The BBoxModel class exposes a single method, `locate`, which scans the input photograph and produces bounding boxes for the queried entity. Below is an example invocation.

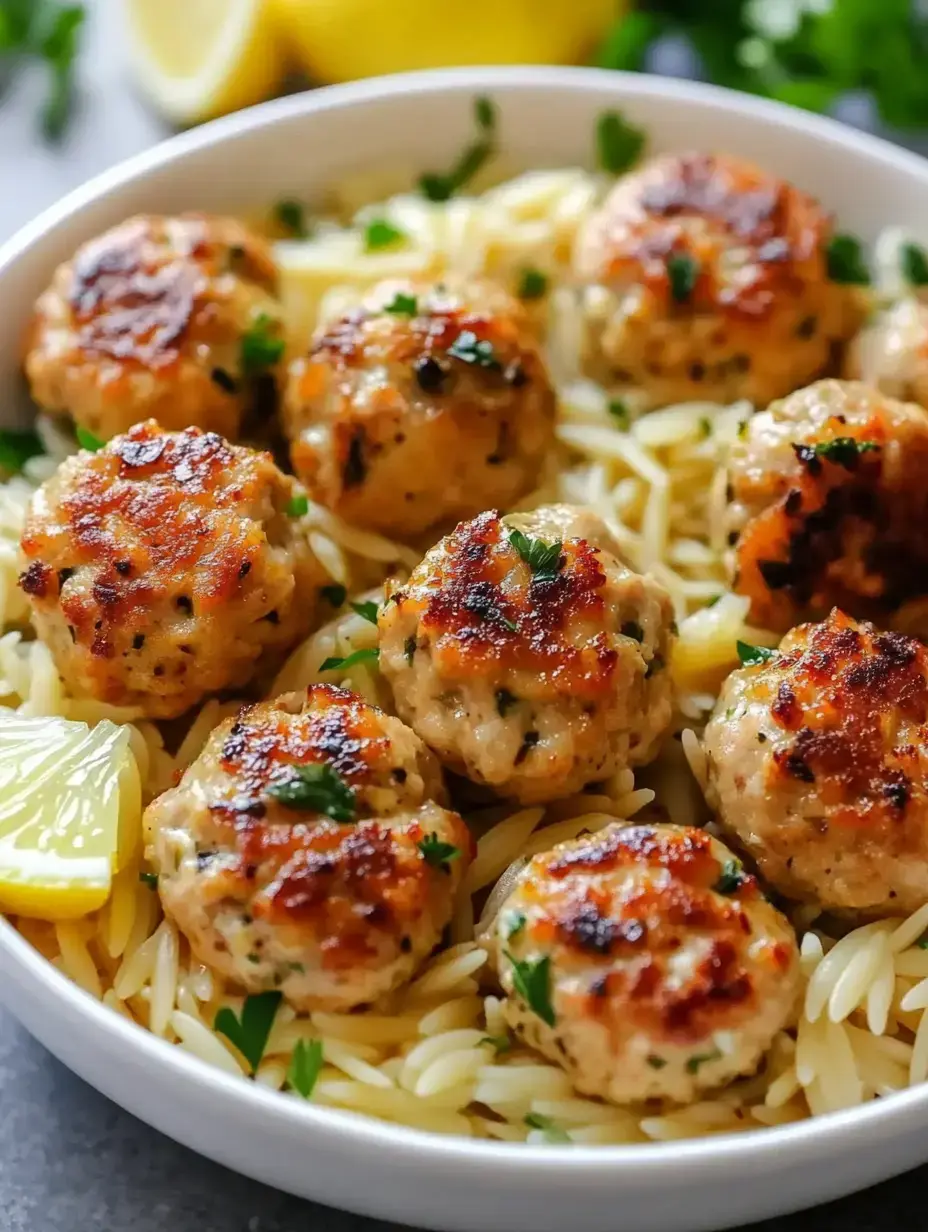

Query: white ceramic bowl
[3,67,928,1232]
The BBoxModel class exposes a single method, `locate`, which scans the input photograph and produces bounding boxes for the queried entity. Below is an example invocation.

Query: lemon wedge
[124,0,286,126]
[0,714,141,920]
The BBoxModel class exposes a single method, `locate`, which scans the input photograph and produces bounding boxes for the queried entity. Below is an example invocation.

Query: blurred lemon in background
[126,0,621,125]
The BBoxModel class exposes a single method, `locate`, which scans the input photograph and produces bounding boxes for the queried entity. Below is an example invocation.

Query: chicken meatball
[147,685,472,1010]
[726,379,928,632]
[573,153,861,408]
[282,278,556,538]
[845,297,928,410]
[704,609,928,916]
[19,421,319,719]
[378,505,675,803]
[480,822,799,1106]
[25,214,282,442]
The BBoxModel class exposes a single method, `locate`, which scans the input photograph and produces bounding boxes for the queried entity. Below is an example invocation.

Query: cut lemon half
[0,714,141,920]
[124,0,286,126]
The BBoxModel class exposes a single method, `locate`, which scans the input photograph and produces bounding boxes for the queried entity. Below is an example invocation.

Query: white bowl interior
[3,67,928,1232]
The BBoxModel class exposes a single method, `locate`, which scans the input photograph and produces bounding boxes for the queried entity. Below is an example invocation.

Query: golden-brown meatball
[480,822,799,1106]
[25,215,283,442]
[147,685,472,1010]
[574,153,861,408]
[704,609,928,916]
[378,505,675,803]
[282,278,556,539]
[726,379,928,633]
[19,421,319,719]
[845,297,928,410]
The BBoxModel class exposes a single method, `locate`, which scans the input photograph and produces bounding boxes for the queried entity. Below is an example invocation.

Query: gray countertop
[0,4,924,1229]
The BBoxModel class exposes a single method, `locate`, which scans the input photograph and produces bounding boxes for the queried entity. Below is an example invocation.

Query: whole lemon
[272,0,620,83]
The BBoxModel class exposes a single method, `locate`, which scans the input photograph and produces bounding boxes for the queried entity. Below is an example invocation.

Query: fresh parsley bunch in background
[601,0,928,128]
[0,0,85,139]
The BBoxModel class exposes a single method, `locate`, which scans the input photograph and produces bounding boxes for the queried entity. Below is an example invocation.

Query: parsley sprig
[524,1112,571,1143]
[0,428,44,475]
[902,242,928,288]
[364,218,406,252]
[214,991,282,1075]
[286,494,309,518]
[417,833,461,872]
[505,952,555,1027]
[287,1038,324,1099]
[384,291,418,316]
[596,109,646,174]
[76,425,104,452]
[350,600,380,625]
[713,858,746,895]
[812,437,879,468]
[419,95,497,202]
[1,3,86,141]
[736,641,776,667]
[319,647,380,674]
[507,529,564,584]
[267,762,356,822]
[241,314,285,375]
[274,199,310,239]
[826,234,870,285]
[447,330,501,370]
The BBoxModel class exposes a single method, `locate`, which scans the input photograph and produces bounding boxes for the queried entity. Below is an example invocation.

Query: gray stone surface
[0,2,924,1228]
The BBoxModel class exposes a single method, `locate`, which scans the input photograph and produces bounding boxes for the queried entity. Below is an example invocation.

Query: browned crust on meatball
[387,510,621,700]
[517,825,790,1044]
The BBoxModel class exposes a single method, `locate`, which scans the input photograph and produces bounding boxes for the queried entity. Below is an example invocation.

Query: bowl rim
[4,63,928,1178]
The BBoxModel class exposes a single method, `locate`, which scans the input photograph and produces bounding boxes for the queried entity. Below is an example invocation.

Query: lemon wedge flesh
[0,714,141,920]
[125,0,285,125]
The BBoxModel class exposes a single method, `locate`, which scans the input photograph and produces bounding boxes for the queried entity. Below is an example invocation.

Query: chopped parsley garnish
[417,832,461,872]
[646,1054,667,1070]
[320,584,347,607]
[517,268,548,300]
[608,399,630,429]
[714,858,746,895]
[274,199,310,238]
[364,218,406,252]
[503,911,526,939]
[812,437,879,468]
[286,494,309,518]
[524,1112,570,1143]
[138,871,158,889]
[0,428,44,474]
[901,241,928,287]
[621,621,644,642]
[505,952,555,1026]
[214,991,282,1074]
[480,1034,511,1054]
[685,1048,722,1075]
[706,594,722,608]
[267,762,356,822]
[241,314,285,375]
[287,1038,324,1099]
[38,3,86,141]
[736,640,776,667]
[495,688,518,717]
[917,930,928,951]
[595,109,645,174]
[507,528,563,584]
[404,636,416,666]
[826,234,870,285]
[384,291,418,316]
[319,647,380,673]
[350,600,380,625]
[419,95,497,202]
[447,330,501,370]
[666,253,700,303]
[76,425,104,452]
[737,419,748,439]
[699,417,712,439]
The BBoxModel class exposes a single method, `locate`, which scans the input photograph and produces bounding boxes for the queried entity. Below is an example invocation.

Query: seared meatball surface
[704,609,928,916]
[19,421,319,719]
[378,505,675,803]
[147,685,471,1010]
[282,278,556,538]
[574,153,860,408]
[726,379,928,632]
[481,822,799,1106]
[845,298,928,410]
[25,214,282,442]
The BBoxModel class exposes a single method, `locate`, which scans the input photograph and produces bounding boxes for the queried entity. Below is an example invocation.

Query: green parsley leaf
[706,595,722,608]
[917,930,928,951]
[38,4,86,142]
[319,584,347,608]
[505,951,555,1026]
[287,1038,324,1099]
[826,234,870,285]
[384,292,418,316]
[76,425,104,452]
[267,762,356,822]
[517,268,548,300]
[524,1112,570,1143]
[596,109,646,174]
[418,95,498,202]
[812,437,880,468]
[0,428,44,475]
[737,640,776,667]
[699,417,712,439]
[503,911,526,940]
[608,399,629,429]
[646,1054,667,1070]
[507,528,564,584]
[686,1048,722,1075]
[214,991,282,1074]
[667,253,700,303]
[319,647,380,673]
[621,621,644,643]
[480,1034,511,1054]
[350,600,380,625]
[902,241,928,287]
[138,871,158,889]
[275,199,309,238]
[364,218,406,252]
[417,832,461,872]
[241,313,285,375]
[447,329,501,370]
[286,494,309,518]
[713,858,746,895]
